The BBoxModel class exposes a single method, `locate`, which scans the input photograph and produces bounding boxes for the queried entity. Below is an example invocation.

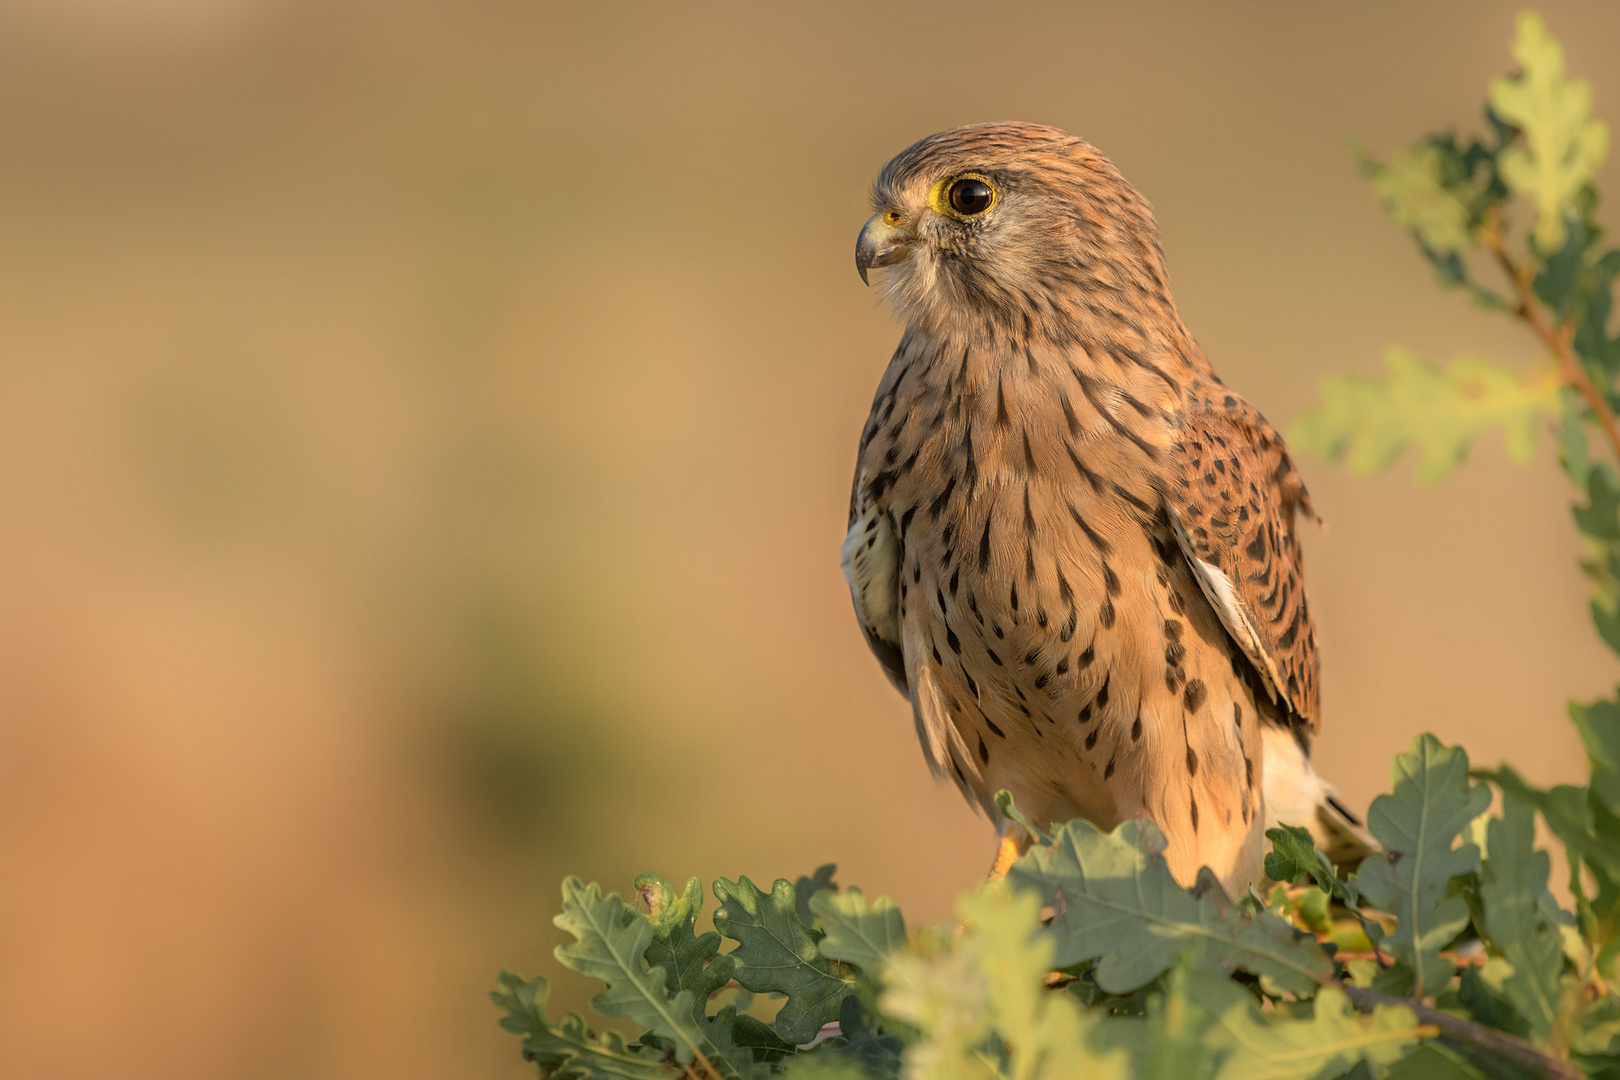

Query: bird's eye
[947,177,995,216]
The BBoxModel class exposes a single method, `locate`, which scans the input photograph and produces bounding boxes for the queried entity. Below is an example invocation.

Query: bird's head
[857,122,1180,348]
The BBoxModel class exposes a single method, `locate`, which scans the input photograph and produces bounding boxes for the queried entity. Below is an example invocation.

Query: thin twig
[1480,214,1620,463]
[1341,983,1581,1080]
[685,1045,722,1080]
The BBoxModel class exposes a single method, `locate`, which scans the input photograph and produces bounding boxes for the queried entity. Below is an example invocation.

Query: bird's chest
[868,346,1185,696]
[885,461,1110,725]
[868,387,1165,724]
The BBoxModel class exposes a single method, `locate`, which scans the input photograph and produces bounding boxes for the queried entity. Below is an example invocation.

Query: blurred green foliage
[492,11,1620,1079]
[1489,12,1610,252]
[438,617,612,846]
[1289,348,1558,484]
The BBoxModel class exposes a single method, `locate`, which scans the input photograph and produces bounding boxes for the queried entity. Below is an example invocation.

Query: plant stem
[1480,219,1620,463]
[685,1046,722,1080]
[1340,984,1581,1080]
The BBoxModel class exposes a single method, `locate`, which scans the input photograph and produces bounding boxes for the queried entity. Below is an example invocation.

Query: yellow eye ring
[929,173,998,219]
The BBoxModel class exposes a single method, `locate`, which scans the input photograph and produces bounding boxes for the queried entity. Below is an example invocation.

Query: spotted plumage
[842,123,1366,894]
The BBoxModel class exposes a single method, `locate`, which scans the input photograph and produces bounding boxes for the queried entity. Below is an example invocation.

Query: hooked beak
[855,214,917,285]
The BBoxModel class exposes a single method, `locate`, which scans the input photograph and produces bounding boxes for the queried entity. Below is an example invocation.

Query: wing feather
[844,468,983,803]
[843,470,907,694]
[1165,397,1320,727]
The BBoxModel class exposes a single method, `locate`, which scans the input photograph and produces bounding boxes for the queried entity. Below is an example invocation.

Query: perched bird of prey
[842,122,1366,895]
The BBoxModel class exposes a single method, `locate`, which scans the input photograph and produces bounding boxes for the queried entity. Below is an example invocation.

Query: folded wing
[1164,396,1320,728]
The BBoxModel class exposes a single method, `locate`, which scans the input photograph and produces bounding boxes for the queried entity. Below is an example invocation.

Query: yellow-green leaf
[879,940,992,1080]
[811,886,907,974]
[1191,974,1427,1080]
[1488,10,1610,250]
[1367,144,1481,254]
[957,884,1053,1080]
[1289,348,1560,485]
[1032,996,1132,1080]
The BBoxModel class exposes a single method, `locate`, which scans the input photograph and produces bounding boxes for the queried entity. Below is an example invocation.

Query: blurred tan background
[0,0,1616,1076]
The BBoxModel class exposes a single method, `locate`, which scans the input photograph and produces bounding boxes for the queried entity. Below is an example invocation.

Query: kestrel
[842,122,1366,894]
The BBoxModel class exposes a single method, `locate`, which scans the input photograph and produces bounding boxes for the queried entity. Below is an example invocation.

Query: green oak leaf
[1574,993,1620,1056]
[1574,695,1620,810]
[1266,824,1361,908]
[827,995,904,1079]
[1593,591,1620,659]
[1367,143,1483,254]
[1289,348,1560,485]
[1008,819,1333,994]
[1384,1044,1484,1080]
[1476,766,1620,891]
[552,878,714,1066]
[1479,799,1569,1041]
[1031,996,1132,1080]
[1455,960,1531,1040]
[713,875,852,1044]
[1355,735,1491,998]
[640,1006,774,1079]
[778,1058,877,1080]
[1531,211,1613,325]
[880,887,1132,1080]
[1091,965,1224,1080]
[1592,578,1620,660]
[491,971,677,1080]
[1572,249,1620,378]
[1574,463,1620,542]
[636,873,736,1015]
[1569,463,1620,657]
[728,1013,799,1066]
[795,864,840,929]
[1488,10,1610,251]
[1559,393,1596,490]
[1192,972,1424,1080]
[552,878,756,1076]
[957,884,1053,1080]
[1103,969,1427,1079]
[811,887,907,974]
[878,939,990,1080]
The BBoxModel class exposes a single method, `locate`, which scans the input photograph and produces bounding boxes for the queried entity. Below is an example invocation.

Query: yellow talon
[987,824,1031,883]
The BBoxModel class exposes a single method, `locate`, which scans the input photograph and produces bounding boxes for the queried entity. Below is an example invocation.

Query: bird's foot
[986,822,1032,883]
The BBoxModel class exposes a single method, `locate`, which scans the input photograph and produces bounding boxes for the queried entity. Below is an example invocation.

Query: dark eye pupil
[949,178,993,215]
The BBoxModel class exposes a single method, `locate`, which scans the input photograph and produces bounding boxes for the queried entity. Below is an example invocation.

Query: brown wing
[843,469,908,695]
[1165,394,1320,728]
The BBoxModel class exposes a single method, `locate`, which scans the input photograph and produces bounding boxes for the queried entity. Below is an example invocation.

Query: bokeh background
[0,0,1616,1076]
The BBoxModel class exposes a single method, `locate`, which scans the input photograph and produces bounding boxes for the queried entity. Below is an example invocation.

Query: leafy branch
[1480,211,1620,462]
[1340,984,1580,1080]
[497,737,1589,1079]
